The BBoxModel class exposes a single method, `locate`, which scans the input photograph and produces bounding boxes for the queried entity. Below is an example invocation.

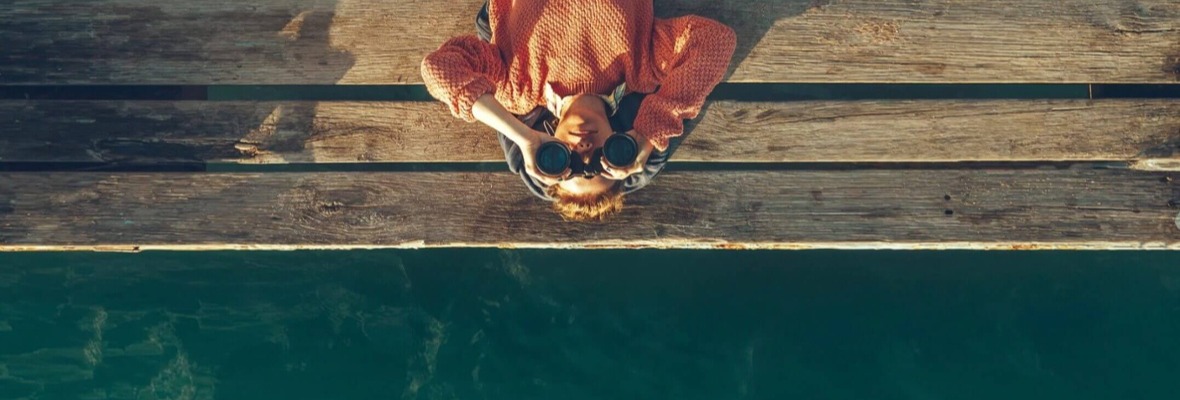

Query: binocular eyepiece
[536,133,639,179]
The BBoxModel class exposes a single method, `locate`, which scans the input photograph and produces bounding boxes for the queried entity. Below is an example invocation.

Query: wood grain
[2,0,1178,84]
[3,100,1178,164]
[1,170,1178,250]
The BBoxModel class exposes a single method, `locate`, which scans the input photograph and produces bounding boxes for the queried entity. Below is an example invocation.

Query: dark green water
[2,251,1179,399]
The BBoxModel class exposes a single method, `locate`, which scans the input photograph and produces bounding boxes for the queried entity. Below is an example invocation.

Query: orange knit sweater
[421,0,736,151]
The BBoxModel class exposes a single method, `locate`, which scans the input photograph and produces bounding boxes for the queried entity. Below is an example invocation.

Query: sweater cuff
[453,79,497,122]
[634,114,680,153]
[648,134,672,153]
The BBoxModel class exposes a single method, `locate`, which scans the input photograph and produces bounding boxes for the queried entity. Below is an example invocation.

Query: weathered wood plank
[3,100,1178,164]
[1,170,1177,250]
[2,0,1177,84]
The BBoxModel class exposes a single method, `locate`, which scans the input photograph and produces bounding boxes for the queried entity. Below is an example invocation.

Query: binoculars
[535,133,639,179]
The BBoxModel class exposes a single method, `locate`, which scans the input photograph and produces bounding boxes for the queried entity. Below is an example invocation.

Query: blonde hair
[545,182,625,222]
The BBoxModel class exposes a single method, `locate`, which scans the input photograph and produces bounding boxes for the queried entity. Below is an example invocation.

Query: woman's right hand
[517,131,569,186]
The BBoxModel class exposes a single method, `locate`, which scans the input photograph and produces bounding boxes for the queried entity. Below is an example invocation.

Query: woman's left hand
[600,131,656,181]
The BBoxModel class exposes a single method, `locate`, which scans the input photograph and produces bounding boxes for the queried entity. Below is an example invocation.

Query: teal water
[1,251,1179,399]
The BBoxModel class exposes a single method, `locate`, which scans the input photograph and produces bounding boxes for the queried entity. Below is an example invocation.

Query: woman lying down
[422,0,736,221]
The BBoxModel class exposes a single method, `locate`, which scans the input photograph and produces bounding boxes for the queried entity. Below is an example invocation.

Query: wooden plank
[3,100,1179,164]
[1,170,1178,250]
[2,0,1177,84]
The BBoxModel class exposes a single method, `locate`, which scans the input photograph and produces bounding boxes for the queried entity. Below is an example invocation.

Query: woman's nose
[572,144,595,162]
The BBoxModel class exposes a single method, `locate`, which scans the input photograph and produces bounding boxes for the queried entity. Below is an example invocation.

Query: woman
[422,0,736,221]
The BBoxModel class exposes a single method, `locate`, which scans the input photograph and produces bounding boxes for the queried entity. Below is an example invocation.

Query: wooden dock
[2,0,1179,250]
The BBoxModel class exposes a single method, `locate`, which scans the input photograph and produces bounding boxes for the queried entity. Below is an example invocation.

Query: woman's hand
[471,94,568,186]
[518,131,570,186]
[600,131,656,181]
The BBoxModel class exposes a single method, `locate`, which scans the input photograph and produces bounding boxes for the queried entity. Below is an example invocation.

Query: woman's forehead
[558,176,614,194]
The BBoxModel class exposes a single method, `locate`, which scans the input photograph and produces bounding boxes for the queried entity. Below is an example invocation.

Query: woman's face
[553,94,616,195]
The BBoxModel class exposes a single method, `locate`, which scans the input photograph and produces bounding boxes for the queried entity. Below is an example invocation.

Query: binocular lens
[535,141,571,176]
[534,134,639,178]
[602,134,638,168]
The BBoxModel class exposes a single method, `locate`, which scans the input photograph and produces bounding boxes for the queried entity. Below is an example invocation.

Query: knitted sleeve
[635,16,736,151]
[421,35,506,122]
